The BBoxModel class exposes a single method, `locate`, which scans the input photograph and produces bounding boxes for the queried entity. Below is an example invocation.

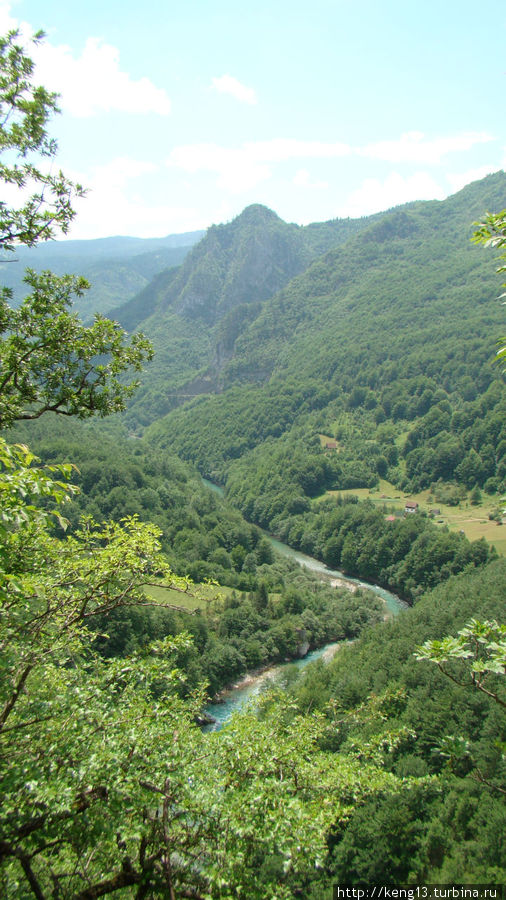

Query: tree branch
[19,854,47,900]
[0,663,33,732]
[72,860,141,900]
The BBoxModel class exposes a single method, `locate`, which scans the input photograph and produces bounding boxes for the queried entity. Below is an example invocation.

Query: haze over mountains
[0,229,204,319]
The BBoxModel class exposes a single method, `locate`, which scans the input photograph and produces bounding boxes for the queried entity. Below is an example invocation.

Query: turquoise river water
[201,478,407,730]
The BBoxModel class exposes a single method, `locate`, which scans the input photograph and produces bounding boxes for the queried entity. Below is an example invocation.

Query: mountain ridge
[137,172,505,528]
[110,202,390,423]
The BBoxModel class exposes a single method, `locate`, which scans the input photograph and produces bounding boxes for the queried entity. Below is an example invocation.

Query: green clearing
[143,580,227,612]
[320,480,506,555]
[318,433,342,450]
[394,428,411,449]
[143,581,283,612]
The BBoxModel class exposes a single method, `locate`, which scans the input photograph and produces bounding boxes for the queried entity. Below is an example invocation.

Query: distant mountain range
[0,230,204,320]
[93,173,504,439]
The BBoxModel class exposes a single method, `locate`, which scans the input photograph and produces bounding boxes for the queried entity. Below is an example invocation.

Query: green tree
[415,619,506,795]
[415,618,506,710]
[0,30,153,428]
[0,29,81,250]
[469,484,482,505]
[473,209,506,370]
[0,442,402,897]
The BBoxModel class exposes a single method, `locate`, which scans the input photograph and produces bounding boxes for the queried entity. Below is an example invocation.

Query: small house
[404,501,419,514]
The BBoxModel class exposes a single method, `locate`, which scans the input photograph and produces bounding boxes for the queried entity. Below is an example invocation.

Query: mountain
[139,172,506,533]
[0,230,204,320]
[215,174,506,391]
[117,203,375,325]
[113,204,380,425]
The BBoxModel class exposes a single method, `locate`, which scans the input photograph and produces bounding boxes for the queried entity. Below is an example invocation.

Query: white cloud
[81,156,158,189]
[167,143,271,193]
[167,138,351,194]
[0,3,171,119]
[0,0,17,33]
[249,139,350,162]
[338,171,446,218]
[66,157,205,238]
[211,74,257,105]
[31,37,171,117]
[166,132,492,199]
[167,139,351,170]
[70,198,205,240]
[359,131,493,164]
[293,169,328,189]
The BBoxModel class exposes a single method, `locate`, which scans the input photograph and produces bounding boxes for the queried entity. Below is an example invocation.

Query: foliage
[228,482,495,602]
[0,269,153,427]
[473,209,506,369]
[8,416,384,695]
[415,619,506,709]
[136,177,506,547]
[0,34,403,896]
[0,31,153,428]
[0,29,83,250]
[288,561,506,888]
[415,618,506,795]
[112,204,369,426]
[1,26,505,895]
[0,440,399,898]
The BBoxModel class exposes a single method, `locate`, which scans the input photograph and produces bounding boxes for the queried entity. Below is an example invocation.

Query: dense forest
[0,30,504,900]
[143,177,505,497]
[9,416,385,697]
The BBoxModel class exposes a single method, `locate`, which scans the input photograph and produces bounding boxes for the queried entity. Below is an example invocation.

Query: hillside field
[319,479,506,554]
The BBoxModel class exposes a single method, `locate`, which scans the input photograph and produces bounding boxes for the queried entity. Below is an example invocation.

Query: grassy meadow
[319,479,506,555]
[143,580,227,612]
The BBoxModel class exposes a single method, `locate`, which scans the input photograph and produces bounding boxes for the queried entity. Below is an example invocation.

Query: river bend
[202,478,407,729]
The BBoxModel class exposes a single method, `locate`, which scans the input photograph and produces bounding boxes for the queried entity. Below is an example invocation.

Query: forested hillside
[112,203,378,424]
[288,558,506,893]
[0,30,504,898]
[11,414,385,689]
[140,174,506,565]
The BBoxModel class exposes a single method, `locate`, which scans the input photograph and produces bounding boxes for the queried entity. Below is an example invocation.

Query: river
[204,641,346,730]
[201,478,408,730]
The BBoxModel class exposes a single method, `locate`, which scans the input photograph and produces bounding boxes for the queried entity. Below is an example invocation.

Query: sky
[1,0,505,240]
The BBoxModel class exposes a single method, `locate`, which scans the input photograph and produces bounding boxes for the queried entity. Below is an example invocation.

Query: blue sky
[2,0,505,238]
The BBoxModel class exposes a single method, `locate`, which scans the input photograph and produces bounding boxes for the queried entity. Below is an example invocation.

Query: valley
[1,16,505,898]
[2,163,505,896]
